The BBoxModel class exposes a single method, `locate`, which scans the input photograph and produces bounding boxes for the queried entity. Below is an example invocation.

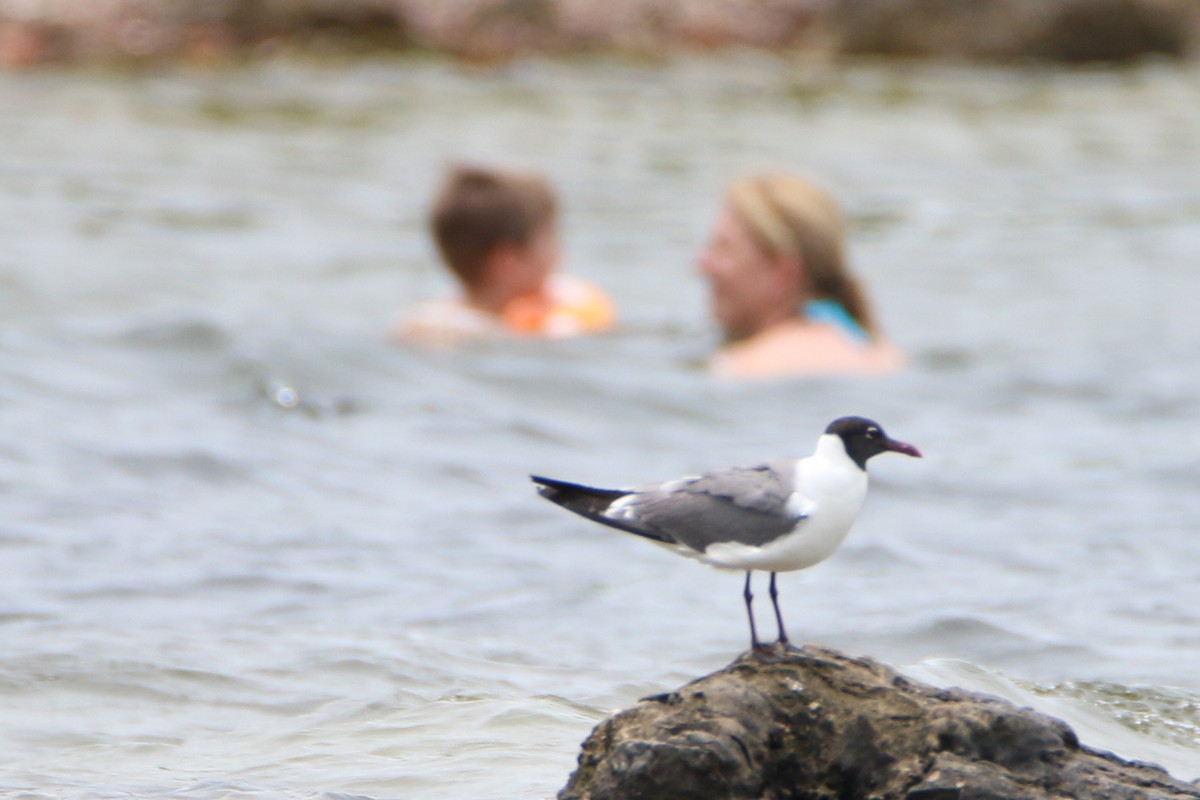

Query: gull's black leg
[768,572,790,646]
[743,571,762,650]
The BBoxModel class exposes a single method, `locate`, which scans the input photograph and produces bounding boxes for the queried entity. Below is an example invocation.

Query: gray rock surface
[560,645,1200,800]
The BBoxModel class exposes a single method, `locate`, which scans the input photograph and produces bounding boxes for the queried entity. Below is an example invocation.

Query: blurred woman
[698,173,903,378]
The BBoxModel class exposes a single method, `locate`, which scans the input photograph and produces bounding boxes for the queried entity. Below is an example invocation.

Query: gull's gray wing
[622,460,803,552]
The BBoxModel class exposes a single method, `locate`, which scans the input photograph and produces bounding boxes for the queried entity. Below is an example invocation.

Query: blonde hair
[726,174,879,337]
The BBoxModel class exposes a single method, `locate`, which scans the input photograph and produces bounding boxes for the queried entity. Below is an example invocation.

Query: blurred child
[392,164,615,344]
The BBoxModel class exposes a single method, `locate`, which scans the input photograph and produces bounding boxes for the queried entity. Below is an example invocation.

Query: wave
[903,658,1200,781]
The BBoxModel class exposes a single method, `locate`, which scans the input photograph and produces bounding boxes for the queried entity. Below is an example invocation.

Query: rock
[398,0,827,57]
[559,645,1200,800]
[824,0,1200,62]
[1,0,1198,65]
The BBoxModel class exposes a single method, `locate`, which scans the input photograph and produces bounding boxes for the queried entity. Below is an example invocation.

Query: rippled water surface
[2,56,1199,797]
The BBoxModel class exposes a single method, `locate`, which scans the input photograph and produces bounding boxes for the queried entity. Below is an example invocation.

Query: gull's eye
[865,428,882,439]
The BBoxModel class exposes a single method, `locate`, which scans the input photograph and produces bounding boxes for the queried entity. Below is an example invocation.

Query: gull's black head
[825,416,922,470]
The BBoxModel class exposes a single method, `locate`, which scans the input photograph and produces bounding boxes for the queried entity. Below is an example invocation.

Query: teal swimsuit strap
[804,299,870,344]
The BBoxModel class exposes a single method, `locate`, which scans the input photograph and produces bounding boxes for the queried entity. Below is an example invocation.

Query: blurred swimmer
[393,164,615,345]
[697,173,903,378]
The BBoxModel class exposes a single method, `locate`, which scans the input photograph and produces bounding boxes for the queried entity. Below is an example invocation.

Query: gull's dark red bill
[886,438,922,458]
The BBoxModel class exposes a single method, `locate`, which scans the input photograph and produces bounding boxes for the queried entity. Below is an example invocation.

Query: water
[2,55,1199,797]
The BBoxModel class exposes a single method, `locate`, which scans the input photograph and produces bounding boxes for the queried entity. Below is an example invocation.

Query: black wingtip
[530,474,677,545]
[530,474,583,499]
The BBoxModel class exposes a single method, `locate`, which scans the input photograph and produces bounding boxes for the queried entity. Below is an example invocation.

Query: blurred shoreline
[1,0,1198,69]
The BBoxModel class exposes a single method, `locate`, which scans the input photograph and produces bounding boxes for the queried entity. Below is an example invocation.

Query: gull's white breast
[700,437,869,572]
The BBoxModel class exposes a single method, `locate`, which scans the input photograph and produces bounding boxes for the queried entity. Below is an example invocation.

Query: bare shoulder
[710,321,905,379]
[389,299,504,346]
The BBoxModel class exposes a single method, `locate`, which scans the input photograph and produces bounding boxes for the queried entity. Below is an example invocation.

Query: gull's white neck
[812,433,860,470]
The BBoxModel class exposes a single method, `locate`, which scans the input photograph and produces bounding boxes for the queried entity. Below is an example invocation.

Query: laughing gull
[531,416,921,649]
